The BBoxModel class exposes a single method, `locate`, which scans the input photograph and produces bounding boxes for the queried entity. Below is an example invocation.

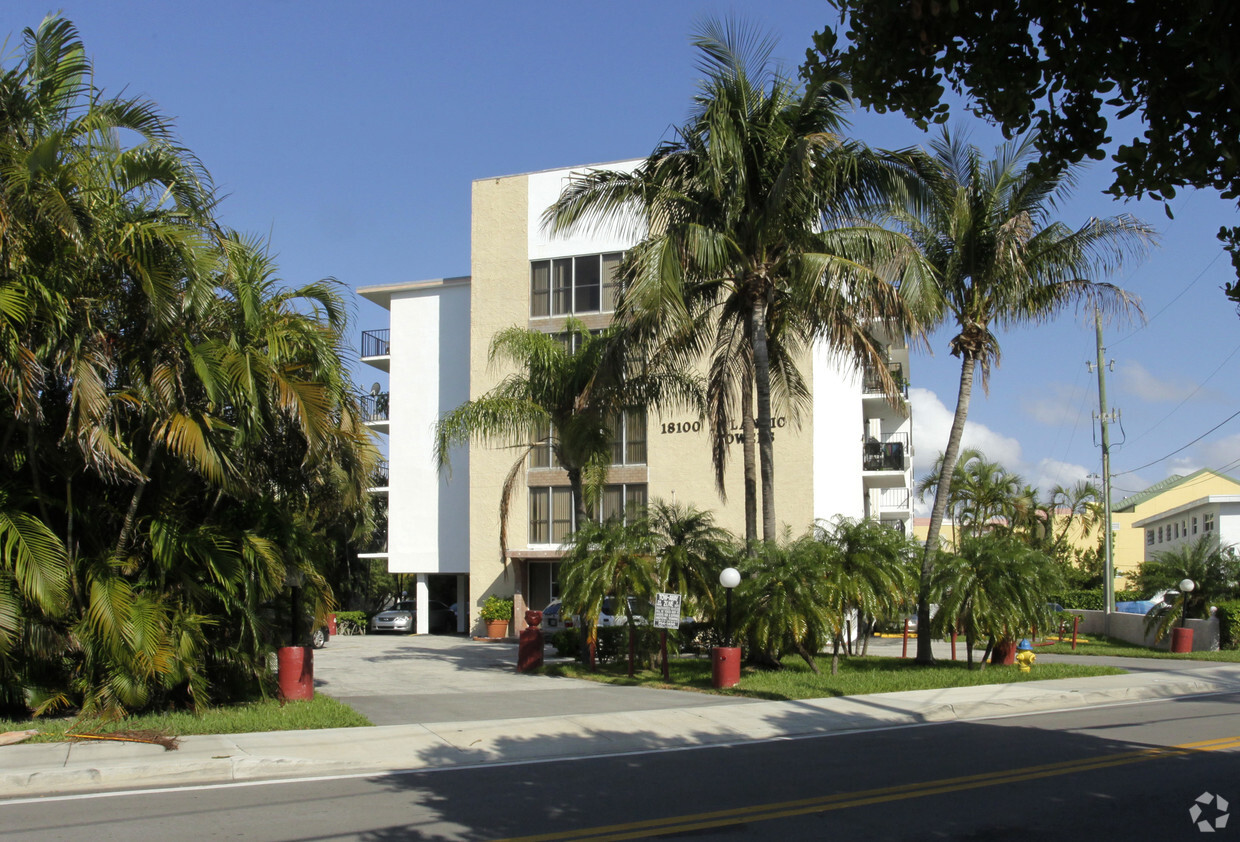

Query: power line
[1111,249,1224,347]
[1113,408,1240,476]
[1124,338,1240,445]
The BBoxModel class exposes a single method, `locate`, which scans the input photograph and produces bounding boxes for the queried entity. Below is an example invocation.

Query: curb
[5,671,1238,798]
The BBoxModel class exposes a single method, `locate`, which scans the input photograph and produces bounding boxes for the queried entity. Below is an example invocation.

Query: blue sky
[8,1,1239,509]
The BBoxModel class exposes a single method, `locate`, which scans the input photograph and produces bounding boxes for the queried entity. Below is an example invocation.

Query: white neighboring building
[358,161,915,635]
[1133,495,1240,562]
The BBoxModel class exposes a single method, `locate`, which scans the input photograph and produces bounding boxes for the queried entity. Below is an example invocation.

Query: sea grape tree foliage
[807,1,1240,287]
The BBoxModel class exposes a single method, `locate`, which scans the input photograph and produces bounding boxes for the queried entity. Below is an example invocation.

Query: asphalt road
[4,692,1238,840]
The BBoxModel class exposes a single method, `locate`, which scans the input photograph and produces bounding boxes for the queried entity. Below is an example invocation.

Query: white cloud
[1027,458,1093,494]
[1119,361,1199,403]
[909,389,1098,515]
[1021,382,1091,427]
[910,387,1024,476]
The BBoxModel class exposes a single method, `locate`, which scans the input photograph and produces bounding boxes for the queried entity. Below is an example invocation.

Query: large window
[531,252,623,317]
[529,486,576,544]
[599,483,647,524]
[610,410,647,465]
[1205,512,1215,533]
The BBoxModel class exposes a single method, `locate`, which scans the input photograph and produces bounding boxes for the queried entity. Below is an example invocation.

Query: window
[1193,516,1199,535]
[528,486,577,545]
[531,252,623,317]
[610,409,647,465]
[529,422,557,469]
[1147,529,1155,546]
[599,483,647,523]
[1204,512,1215,533]
[1158,526,1163,543]
[551,487,574,542]
[1173,522,1179,539]
[529,488,549,544]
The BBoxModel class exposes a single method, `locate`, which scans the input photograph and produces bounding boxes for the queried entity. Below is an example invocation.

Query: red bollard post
[951,630,957,661]
[518,610,544,672]
[276,645,314,700]
[902,618,910,659]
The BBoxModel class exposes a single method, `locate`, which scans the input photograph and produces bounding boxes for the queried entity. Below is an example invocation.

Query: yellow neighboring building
[1113,468,1240,583]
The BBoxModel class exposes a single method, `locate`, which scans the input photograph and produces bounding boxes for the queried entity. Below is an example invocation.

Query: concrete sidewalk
[4,636,1240,799]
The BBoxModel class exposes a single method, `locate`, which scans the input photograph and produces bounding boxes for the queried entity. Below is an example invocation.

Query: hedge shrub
[1051,589,1144,611]
[1215,601,1240,650]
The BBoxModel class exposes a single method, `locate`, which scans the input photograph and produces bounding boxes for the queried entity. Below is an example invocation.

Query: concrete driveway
[311,632,754,726]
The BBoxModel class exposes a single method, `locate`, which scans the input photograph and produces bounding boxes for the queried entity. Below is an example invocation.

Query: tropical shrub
[0,17,378,718]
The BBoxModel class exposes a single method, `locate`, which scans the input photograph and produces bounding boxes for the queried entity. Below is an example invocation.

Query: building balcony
[369,459,389,494]
[360,391,390,433]
[361,329,391,372]
[873,486,912,511]
[862,432,911,488]
[862,362,908,402]
[356,531,388,558]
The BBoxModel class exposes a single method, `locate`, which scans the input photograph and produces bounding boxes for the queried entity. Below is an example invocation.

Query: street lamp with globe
[1179,578,1195,628]
[720,567,741,646]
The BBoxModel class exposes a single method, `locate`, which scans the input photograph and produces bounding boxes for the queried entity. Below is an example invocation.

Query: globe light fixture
[1179,578,1196,628]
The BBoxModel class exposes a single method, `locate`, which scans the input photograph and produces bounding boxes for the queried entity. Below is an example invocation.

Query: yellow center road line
[500,736,1240,842]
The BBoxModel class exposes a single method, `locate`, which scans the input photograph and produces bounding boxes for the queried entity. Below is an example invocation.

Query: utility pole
[1088,308,1117,617]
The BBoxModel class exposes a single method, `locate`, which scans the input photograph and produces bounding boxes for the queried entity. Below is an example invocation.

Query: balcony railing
[360,392,390,423]
[862,362,908,399]
[876,487,911,509]
[862,432,910,471]
[372,459,389,487]
[361,329,391,358]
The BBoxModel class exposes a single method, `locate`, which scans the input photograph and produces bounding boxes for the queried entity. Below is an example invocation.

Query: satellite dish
[370,382,382,396]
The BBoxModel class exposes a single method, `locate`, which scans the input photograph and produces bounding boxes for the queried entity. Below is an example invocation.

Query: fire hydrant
[1015,638,1036,673]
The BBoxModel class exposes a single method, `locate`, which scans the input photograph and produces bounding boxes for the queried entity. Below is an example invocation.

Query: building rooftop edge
[473,157,644,184]
[358,276,471,308]
[1132,495,1240,527]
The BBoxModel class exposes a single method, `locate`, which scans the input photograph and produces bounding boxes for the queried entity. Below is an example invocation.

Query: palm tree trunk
[741,363,757,549]
[114,445,159,561]
[916,355,978,664]
[566,467,589,528]
[751,298,776,542]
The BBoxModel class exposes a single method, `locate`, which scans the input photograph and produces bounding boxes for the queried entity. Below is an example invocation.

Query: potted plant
[480,595,514,638]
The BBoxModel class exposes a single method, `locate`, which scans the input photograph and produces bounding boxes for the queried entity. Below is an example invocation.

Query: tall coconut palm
[894,130,1153,663]
[544,19,921,543]
[435,320,698,558]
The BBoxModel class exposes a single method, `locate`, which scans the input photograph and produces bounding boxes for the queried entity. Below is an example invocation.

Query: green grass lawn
[1036,635,1240,662]
[0,694,371,744]
[543,655,1125,701]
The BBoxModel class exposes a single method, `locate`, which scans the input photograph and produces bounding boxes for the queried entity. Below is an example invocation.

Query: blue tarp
[1115,600,1158,614]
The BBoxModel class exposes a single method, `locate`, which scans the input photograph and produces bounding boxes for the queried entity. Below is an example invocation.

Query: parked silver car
[370,600,456,634]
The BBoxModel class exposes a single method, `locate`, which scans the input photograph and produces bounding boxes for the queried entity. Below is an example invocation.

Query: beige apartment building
[360,162,915,635]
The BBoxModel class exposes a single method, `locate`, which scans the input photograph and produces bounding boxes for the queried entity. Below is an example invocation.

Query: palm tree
[894,130,1153,663]
[435,320,697,559]
[1138,535,1240,642]
[736,536,837,673]
[559,516,658,674]
[647,500,736,619]
[811,516,916,669]
[931,533,1061,669]
[544,19,920,543]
